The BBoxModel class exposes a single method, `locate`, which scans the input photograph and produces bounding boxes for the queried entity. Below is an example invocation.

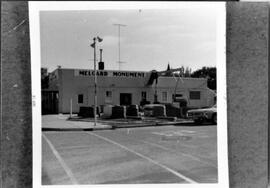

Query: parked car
[143,104,166,117]
[186,104,217,124]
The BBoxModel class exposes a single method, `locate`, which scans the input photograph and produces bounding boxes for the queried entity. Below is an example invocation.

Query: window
[162,92,167,102]
[141,91,147,100]
[106,91,112,98]
[105,91,112,103]
[172,93,183,101]
[189,91,201,100]
[78,94,83,104]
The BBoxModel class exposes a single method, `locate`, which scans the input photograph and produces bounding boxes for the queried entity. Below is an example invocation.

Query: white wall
[57,69,215,113]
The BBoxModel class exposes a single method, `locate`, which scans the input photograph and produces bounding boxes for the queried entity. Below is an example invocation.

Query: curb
[42,120,195,132]
[42,126,112,132]
[110,120,194,129]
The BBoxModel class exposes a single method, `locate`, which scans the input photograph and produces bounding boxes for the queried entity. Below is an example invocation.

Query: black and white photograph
[29,2,228,187]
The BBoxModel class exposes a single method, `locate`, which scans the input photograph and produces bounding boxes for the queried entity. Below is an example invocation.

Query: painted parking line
[140,132,216,167]
[151,130,209,139]
[57,145,94,150]
[101,129,216,169]
[42,133,79,184]
[130,137,217,169]
[51,130,216,169]
[85,131,198,184]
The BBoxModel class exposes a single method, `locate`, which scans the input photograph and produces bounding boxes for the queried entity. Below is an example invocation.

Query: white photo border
[29,1,228,188]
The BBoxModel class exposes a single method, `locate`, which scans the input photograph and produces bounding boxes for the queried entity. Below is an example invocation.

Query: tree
[41,67,49,89]
[191,67,216,90]
[184,66,192,77]
[166,63,171,71]
[163,65,192,77]
[164,63,173,76]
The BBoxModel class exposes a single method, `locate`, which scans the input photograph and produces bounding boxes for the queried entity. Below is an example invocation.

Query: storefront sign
[74,70,145,78]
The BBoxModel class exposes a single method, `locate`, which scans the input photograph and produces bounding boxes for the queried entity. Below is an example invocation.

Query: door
[42,91,59,114]
[120,93,132,106]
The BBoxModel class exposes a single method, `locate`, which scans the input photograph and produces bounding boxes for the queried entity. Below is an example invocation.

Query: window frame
[78,94,84,104]
[189,91,201,100]
[141,91,147,101]
[162,91,168,102]
[106,91,112,98]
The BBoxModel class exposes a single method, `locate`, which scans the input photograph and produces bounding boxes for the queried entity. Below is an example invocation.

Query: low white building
[43,68,216,114]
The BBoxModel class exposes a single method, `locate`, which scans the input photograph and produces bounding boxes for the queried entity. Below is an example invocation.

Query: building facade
[45,68,216,114]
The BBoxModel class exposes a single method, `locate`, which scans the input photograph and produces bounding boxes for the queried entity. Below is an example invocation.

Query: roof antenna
[113,23,127,70]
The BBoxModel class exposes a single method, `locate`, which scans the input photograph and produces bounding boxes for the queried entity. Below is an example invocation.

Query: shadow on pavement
[42,167,52,185]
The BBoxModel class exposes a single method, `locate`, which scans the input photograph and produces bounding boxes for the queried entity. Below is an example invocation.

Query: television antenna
[113,23,127,70]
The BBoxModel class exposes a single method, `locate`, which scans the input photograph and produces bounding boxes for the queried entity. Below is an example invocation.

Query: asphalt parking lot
[42,115,217,185]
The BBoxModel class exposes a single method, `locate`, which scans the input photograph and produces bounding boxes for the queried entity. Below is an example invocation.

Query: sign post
[69,98,72,118]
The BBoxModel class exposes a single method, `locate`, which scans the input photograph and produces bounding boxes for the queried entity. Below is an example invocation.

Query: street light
[90,36,103,126]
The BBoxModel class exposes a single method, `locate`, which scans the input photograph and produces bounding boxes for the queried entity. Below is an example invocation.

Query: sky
[40,4,219,73]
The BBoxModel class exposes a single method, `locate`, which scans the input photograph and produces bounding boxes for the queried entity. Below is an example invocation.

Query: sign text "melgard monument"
[75,70,145,78]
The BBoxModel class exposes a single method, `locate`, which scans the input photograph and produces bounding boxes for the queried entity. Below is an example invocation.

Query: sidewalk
[42,114,194,131]
[42,114,112,131]
[68,116,194,129]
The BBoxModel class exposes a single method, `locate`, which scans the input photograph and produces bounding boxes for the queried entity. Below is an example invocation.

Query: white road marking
[42,134,78,184]
[85,131,198,184]
[152,132,175,136]
[107,130,216,169]
[55,134,215,168]
[180,130,196,133]
[152,130,196,137]
[57,145,95,150]
[137,139,217,169]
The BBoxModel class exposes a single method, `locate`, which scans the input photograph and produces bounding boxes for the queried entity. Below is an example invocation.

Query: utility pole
[113,23,126,70]
[90,36,103,126]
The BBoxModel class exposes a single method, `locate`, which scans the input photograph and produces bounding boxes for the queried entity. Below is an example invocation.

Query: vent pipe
[98,49,104,70]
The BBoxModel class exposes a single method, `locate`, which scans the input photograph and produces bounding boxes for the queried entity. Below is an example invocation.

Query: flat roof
[52,68,207,80]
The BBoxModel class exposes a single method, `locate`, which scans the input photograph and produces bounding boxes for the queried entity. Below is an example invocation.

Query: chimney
[98,49,104,70]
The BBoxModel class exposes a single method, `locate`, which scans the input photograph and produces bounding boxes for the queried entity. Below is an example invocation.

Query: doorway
[120,93,132,106]
[42,91,59,114]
